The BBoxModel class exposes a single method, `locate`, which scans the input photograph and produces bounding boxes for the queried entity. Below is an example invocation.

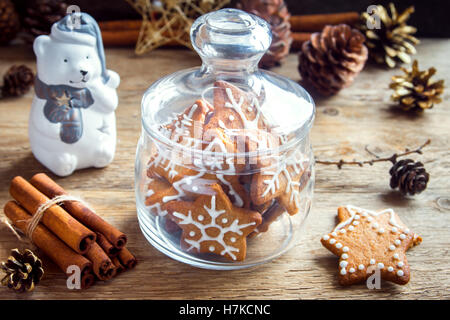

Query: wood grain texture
[0,39,449,299]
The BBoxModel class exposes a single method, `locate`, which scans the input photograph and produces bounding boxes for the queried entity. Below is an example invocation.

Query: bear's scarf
[35,77,94,144]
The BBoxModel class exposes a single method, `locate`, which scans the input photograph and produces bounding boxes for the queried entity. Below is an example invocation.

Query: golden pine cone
[0,0,20,45]
[1,249,44,293]
[237,0,292,69]
[390,60,444,111]
[359,3,419,68]
[298,24,368,96]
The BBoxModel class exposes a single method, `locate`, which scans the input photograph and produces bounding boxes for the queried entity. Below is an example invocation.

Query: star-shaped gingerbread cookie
[251,150,310,215]
[321,205,422,285]
[164,184,261,261]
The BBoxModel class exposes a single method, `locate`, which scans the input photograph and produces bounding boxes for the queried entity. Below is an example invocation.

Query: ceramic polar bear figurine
[30,12,120,176]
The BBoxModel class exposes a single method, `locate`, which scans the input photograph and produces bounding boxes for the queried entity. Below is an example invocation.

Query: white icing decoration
[397,270,404,276]
[348,226,354,231]
[336,243,343,249]
[145,202,168,217]
[342,246,349,252]
[378,228,385,234]
[339,261,348,268]
[389,245,396,251]
[391,227,398,233]
[388,266,394,272]
[358,264,365,270]
[340,269,347,275]
[146,189,154,197]
[331,232,337,237]
[189,231,195,237]
[377,263,384,269]
[329,239,336,244]
[172,196,256,260]
[397,262,404,267]
[370,259,376,265]
[393,253,399,259]
[341,253,348,259]
[322,235,330,240]
[394,239,401,245]
[349,268,355,273]
[400,234,406,240]
[339,229,346,234]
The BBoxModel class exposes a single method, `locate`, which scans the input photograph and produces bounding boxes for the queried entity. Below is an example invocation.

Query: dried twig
[316,139,431,169]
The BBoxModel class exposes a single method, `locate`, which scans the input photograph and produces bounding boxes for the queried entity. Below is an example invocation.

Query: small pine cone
[389,159,429,195]
[298,24,368,96]
[390,60,444,111]
[237,0,293,69]
[359,3,419,68]
[1,65,35,97]
[1,249,44,293]
[0,0,20,45]
[22,0,68,39]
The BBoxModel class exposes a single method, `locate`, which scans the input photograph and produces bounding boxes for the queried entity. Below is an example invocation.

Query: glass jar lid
[141,8,315,164]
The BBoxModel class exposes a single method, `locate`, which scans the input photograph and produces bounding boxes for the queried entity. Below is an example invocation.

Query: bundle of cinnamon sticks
[3,173,137,289]
[98,11,360,49]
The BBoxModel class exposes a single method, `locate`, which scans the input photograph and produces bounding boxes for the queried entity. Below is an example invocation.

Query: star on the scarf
[125,0,230,54]
[55,91,71,107]
[320,205,422,285]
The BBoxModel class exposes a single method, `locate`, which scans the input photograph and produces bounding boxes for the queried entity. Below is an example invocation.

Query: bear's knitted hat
[51,12,109,83]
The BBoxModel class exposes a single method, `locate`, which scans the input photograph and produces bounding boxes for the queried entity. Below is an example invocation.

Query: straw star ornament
[126,0,231,54]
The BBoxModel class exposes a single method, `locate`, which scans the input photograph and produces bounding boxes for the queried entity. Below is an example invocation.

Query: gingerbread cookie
[251,151,309,215]
[321,205,422,285]
[165,184,262,261]
[204,81,267,133]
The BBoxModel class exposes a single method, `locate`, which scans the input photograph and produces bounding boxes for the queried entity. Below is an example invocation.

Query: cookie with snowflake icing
[168,99,213,148]
[251,152,309,215]
[165,184,262,261]
[321,205,422,286]
[204,81,267,133]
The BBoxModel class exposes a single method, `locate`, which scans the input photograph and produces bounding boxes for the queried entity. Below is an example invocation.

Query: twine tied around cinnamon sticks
[2,194,93,243]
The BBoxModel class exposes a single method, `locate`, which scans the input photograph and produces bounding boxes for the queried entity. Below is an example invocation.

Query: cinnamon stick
[291,32,312,50]
[96,232,119,258]
[118,247,137,269]
[99,19,141,31]
[3,201,93,277]
[101,30,140,46]
[112,257,126,275]
[85,242,116,281]
[81,272,95,289]
[30,173,127,249]
[290,12,360,32]
[9,176,96,254]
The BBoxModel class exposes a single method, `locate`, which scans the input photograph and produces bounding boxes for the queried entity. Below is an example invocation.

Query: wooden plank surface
[0,39,449,299]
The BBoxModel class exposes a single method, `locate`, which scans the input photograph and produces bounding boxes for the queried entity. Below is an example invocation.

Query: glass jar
[135,8,315,269]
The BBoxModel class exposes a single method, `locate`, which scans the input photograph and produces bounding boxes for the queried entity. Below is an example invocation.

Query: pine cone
[359,3,419,68]
[22,0,67,39]
[0,0,20,45]
[389,159,429,195]
[390,60,444,111]
[237,0,293,69]
[1,65,35,97]
[298,24,368,96]
[1,249,44,292]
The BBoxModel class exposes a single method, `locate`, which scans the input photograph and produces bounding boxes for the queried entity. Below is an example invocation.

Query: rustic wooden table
[0,39,449,300]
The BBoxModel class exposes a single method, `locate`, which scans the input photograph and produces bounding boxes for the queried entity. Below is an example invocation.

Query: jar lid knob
[190,8,272,68]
